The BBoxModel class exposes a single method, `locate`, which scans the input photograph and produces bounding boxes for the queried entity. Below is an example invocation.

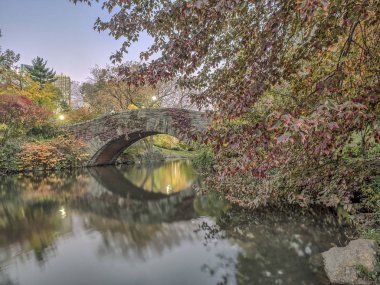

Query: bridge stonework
[66,108,208,166]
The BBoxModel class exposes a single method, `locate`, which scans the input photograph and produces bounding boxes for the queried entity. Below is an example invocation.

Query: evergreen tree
[26,57,56,85]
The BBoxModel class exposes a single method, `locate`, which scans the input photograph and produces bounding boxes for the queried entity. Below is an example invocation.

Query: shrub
[0,140,21,172]
[361,176,380,214]
[141,149,164,162]
[0,94,51,143]
[17,136,88,171]
[49,135,88,168]
[18,142,64,171]
[65,107,98,124]
[27,124,60,139]
[193,147,215,171]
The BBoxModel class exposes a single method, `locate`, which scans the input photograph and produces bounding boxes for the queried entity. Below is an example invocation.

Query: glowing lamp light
[58,114,65,121]
[59,207,67,218]
[152,96,157,101]
[166,184,173,194]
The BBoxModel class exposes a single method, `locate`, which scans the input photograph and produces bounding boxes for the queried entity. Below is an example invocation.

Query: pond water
[0,159,351,285]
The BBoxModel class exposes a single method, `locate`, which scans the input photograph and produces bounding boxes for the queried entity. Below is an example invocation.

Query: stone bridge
[66,108,209,166]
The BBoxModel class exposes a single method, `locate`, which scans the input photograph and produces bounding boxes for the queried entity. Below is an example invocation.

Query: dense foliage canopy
[70,0,379,209]
[0,38,60,110]
[81,62,197,114]
[0,94,51,143]
[81,64,157,113]
[0,68,60,109]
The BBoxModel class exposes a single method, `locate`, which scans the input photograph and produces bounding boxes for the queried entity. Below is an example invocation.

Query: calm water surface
[0,160,351,285]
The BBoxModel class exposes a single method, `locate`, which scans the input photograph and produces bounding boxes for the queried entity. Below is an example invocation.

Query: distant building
[20,64,32,71]
[70,80,84,109]
[54,74,71,106]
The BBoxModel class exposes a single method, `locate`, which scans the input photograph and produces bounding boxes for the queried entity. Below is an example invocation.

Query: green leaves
[25,57,56,85]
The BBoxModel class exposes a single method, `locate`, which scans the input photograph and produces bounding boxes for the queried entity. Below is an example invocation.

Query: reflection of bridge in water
[83,163,200,224]
[89,166,170,200]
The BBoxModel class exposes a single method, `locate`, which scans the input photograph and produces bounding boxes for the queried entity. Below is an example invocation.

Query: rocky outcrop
[321,239,378,284]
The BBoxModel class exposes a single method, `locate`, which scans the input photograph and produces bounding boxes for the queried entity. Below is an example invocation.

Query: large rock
[321,239,378,284]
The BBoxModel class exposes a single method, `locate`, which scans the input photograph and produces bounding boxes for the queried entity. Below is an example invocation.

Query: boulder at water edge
[321,239,378,284]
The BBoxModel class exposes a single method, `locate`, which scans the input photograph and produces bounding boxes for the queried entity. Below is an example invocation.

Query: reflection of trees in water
[193,191,231,219]
[89,166,170,200]
[0,164,354,285]
[0,161,199,268]
[82,213,201,262]
[89,160,201,200]
[198,204,353,285]
[121,160,198,194]
[0,163,205,284]
[0,170,92,202]
[0,170,88,269]
[0,271,19,285]
[0,160,200,207]
[0,200,72,267]
[74,188,196,224]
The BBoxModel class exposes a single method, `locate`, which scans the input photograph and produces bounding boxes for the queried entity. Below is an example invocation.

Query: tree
[158,80,197,110]
[0,35,59,109]
[71,0,380,209]
[0,38,59,110]
[0,94,51,144]
[82,64,196,113]
[0,29,20,69]
[81,63,156,113]
[0,48,19,69]
[0,30,20,92]
[1,71,60,110]
[25,57,56,85]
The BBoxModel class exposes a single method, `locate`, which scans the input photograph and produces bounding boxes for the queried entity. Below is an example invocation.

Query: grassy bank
[117,135,203,164]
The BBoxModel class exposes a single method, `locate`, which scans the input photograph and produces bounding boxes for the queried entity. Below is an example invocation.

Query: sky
[0,0,152,82]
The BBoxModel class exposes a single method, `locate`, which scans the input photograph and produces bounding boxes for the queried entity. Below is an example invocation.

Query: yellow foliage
[0,71,59,110]
[123,160,197,193]
[127,103,139,110]
[153,134,180,149]
[18,82,59,109]
[65,107,98,124]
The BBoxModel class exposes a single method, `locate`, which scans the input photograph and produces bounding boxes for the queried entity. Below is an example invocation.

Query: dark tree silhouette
[26,57,56,85]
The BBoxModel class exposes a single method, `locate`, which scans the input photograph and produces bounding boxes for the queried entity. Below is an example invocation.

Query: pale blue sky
[0,0,151,82]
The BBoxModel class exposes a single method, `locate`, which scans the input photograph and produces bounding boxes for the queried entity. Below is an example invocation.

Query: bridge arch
[66,108,208,166]
[93,131,160,165]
